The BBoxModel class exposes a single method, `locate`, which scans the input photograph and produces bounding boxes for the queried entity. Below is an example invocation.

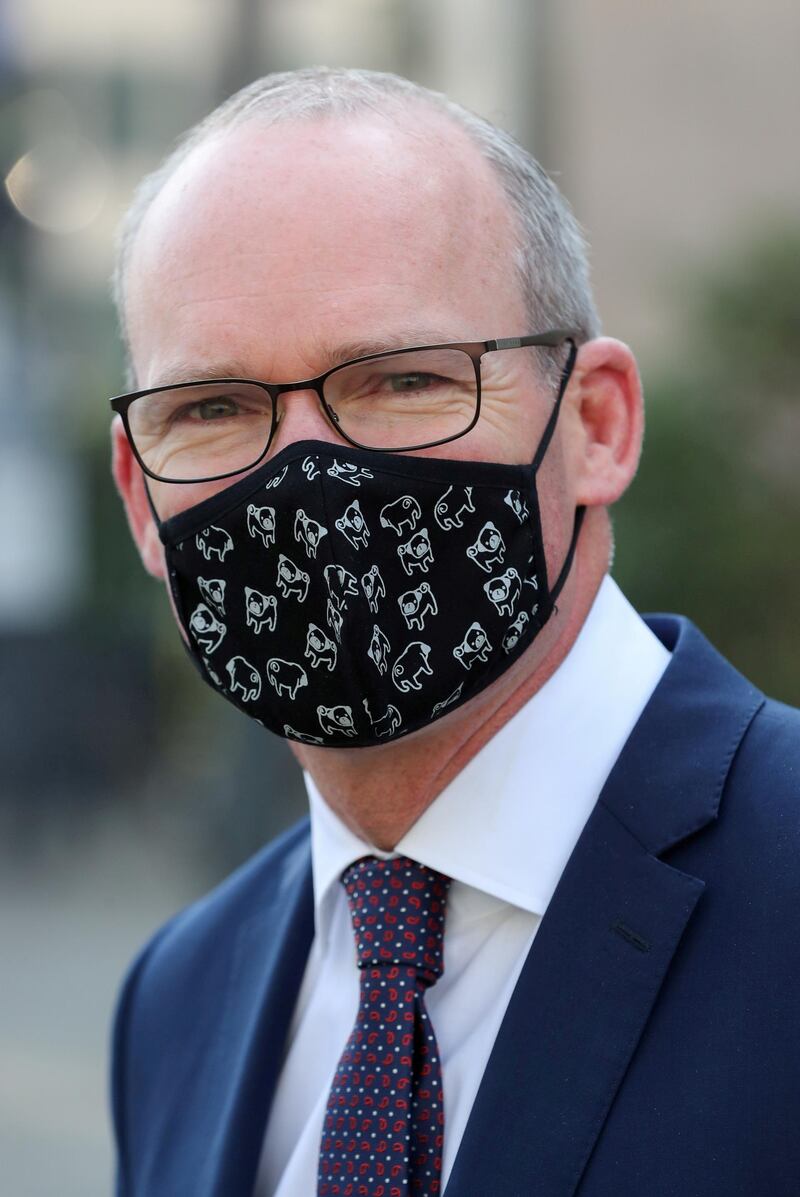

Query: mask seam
[314,460,378,745]
[309,455,349,740]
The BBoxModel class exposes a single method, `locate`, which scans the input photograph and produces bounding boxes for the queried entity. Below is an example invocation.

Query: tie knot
[341,855,450,984]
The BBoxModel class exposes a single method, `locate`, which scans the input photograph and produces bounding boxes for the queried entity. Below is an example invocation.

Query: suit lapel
[204,831,314,1197]
[445,616,763,1197]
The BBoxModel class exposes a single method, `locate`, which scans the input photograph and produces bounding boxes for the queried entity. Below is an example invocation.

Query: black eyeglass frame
[109,328,582,484]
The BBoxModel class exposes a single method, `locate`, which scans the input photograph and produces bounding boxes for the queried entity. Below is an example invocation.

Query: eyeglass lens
[126,347,479,480]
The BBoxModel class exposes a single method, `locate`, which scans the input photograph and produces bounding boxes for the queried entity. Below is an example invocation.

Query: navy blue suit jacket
[111,616,800,1195]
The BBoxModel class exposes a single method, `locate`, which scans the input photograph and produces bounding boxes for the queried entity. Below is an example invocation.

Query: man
[109,68,799,1196]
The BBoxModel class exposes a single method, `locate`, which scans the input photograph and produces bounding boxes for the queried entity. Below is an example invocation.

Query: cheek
[475,401,540,463]
[140,517,168,578]
[458,385,547,465]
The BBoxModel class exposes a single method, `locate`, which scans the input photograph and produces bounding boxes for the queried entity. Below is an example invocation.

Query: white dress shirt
[253,575,671,1195]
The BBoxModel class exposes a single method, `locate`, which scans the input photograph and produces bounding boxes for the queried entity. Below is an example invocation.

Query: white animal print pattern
[165,446,549,746]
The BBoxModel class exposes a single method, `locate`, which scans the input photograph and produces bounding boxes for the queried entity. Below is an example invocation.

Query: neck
[292,513,610,850]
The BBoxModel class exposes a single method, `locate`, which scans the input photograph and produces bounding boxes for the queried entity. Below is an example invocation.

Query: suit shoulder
[753,693,800,736]
[718,696,800,887]
[733,695,800,798]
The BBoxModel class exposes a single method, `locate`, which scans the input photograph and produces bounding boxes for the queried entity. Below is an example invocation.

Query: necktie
[318,855,451,1197]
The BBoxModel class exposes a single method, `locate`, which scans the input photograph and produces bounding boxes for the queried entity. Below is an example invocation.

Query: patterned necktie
[318,855,451,1197]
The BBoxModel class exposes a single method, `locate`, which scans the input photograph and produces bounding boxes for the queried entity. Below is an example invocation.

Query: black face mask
[155,372,584,748]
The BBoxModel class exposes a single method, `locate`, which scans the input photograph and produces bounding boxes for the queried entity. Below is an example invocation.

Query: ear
[111,416,167,580]
[564,337,644,508]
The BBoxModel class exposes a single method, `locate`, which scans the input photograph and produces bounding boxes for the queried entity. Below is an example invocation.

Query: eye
[388,372,443,393]
[190,395,242,420]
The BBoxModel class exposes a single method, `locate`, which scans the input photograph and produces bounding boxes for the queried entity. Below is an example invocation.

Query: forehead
[125,108,525,382]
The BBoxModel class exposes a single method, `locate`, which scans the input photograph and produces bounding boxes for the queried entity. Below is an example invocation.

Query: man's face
[118,109,575,578]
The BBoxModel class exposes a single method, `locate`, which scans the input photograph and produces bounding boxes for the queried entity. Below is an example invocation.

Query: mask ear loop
[529,338,585,611]
[143,476,161,526]
[531,337,578,473]
[549,505,586,608]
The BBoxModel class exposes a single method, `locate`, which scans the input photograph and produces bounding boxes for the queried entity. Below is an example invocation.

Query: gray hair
[112,67,601,385]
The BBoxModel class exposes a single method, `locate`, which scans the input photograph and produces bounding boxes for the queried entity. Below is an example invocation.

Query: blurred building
[5,0,800,355]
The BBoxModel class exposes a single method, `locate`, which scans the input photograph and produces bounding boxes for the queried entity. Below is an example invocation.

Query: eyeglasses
[109,329,580,484]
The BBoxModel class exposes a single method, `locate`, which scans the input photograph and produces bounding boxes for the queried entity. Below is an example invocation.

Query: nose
[269,386,341,456]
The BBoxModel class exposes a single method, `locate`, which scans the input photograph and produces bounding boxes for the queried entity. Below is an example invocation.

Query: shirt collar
[306,575,671,945]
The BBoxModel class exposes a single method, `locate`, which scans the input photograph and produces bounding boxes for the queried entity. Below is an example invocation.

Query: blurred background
[1,1,798,1192]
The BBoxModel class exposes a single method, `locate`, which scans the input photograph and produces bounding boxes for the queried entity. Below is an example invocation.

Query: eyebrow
[152,328,459,388]
[153,359,258,387]
[325,329,456,368]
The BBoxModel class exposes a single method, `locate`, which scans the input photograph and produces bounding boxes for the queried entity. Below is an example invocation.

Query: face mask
[155,376,584,748]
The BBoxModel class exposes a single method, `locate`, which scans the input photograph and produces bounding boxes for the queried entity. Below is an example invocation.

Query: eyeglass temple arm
[486,329,580,351]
